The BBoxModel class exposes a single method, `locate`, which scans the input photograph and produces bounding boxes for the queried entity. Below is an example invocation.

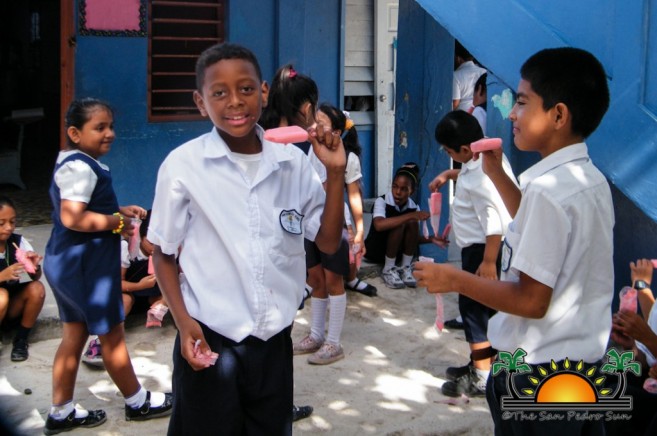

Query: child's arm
[429,169,460,193]
[60,200,134,235]
[309,124,347,254]
[613,310,657,358]
[372,210,431,232]
[413,263,552,319]
[346,182,365,250]
[479,149,521,217]
[476,234,502,280]
[630,259,655,319]
[152,246,213,370]
[120,267,156,293]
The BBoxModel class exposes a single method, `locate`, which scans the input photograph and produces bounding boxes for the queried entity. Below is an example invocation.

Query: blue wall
[74,0,345,208]
[401,0,657,294]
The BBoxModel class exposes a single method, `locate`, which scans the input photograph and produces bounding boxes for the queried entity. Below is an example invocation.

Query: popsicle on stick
[263,126,309,144]
[12,242,36,274]
[470,137,502,153]
[428,192,442,236]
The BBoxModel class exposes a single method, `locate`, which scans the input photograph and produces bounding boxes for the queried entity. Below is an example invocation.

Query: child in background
[429,110,516,398]
[414,47,613,435]
[364,163,431,289]
[470,73,487,135]
[81,209,168,367]
[261,67,350,366]
[149,43,345,433]
[317,103,377,297]
[43,98,172,434]
[0,195,45,362]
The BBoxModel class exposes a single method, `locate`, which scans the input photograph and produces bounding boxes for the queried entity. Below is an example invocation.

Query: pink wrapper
[441,223,452,239]
[429,193,442,236]
[12,243,36,274]
[194,339,219,366]
[651,259,657,269]
[128,219,141,259]
[619,286,637,313]
[422,220,430,239]
[644,377,657,394]
[417,256,443,331]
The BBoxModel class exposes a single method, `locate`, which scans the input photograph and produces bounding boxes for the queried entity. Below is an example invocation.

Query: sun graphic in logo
[524,359,609,403]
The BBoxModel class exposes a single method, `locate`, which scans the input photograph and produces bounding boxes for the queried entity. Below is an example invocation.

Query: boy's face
[194,58,269,144]
[509,79,557,154]
[441,144,471,164]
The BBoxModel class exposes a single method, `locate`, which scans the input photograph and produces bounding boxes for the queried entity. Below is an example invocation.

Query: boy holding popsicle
[415,47,613,435]
[428,111,516,398]
[148,43,345,434]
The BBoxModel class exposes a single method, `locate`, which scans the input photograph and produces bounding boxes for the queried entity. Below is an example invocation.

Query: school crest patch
[279,209,303,235]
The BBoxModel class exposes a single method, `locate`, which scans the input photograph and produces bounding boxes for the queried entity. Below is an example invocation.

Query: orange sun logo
[536,373,597,403]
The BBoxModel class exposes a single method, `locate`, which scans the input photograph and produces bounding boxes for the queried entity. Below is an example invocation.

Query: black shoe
[44,409,107,435]
[441,366,486,398]
[125,391,173,421]
[445,362,472,381]
[444,318,464,329]
[345,279,378,297]
[11,338,29,362]
[292,404,313,422]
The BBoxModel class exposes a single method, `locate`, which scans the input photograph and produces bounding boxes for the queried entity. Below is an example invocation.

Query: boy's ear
[193,91,208,117]
[553,102,570,129]
[261,81,270,108]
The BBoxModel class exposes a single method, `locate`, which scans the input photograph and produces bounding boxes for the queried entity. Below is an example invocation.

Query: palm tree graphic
[492,348,532,399]
[600,348,641,399]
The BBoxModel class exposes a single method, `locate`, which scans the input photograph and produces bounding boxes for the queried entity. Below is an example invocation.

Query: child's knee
[26,281,46,303]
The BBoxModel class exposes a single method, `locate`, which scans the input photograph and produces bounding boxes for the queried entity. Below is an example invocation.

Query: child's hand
[119,217,136,240]
[308,123,347,173]
[0,263,24,282]
[649,364,657,379]
[414,211,430,222]
[613,310,654,343]
[412,261,458,293]
[630,259,653,287]
[138,274,157,289]
[178,317,214,371]
[429,172,449,192]
[478,147,505,179]
[610,325,635,350]
[429,236,449,249]
[119,205,148,220]
[476,261,498,280]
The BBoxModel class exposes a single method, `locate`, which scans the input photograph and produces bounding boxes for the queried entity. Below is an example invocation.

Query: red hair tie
[289,67,297,78]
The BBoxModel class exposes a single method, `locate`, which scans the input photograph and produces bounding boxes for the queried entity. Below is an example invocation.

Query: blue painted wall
[399,0,657,294]
[73,0,348,207]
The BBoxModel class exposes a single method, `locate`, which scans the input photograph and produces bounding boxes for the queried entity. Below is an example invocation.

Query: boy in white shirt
[415,47,613,435]
[148,43,345,435]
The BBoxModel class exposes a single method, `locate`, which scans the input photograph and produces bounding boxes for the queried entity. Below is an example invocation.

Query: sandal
[345,279,377,297]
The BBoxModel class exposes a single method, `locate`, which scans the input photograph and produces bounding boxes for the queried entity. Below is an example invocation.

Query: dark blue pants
[459,244,497,343]
[167,322,293,436]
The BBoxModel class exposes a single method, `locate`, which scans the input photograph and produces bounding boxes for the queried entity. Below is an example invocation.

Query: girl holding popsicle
[261,65,350,366]
[42,98,172,434]
[363,162,433,289]
[316,103,378,297]
[0,195,45,362]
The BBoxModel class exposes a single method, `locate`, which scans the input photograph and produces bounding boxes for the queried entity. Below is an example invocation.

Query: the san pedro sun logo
[494,348,637,412]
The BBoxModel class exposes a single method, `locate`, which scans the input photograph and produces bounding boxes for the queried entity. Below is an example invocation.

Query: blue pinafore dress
[43,152,124,335]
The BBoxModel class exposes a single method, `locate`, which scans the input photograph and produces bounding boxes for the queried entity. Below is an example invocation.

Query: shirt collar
[203,125,294,165]
[461,156,481,174]
[518,142,589,189]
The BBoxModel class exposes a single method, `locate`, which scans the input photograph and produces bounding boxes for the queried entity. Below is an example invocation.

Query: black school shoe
[44,409,107,435]
[445,362,472,381]
[125,391,173,421]
[441,366,486,398]
[11,338,29,362]
[345,279,378,297]
[292,404,313,422]
[444,318,464,329]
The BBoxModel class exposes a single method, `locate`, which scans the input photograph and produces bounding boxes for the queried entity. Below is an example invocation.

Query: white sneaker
[399,266,417,288]
[381,267,405,289]
[81,336,104,367]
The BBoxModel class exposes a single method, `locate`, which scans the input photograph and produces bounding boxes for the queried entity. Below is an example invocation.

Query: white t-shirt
[453,61,487,111]
[488,143,615,364]
[148,126,327,342]
[451,154,515,248]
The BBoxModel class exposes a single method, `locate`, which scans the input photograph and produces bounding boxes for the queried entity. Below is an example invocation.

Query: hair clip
[289,67,297,78]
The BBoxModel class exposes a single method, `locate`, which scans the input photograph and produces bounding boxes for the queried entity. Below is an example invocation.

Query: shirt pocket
[270,208,305,260]
[501,222,520,281]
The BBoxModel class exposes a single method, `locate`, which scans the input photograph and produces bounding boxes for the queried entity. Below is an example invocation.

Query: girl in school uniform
[42,98,172,434]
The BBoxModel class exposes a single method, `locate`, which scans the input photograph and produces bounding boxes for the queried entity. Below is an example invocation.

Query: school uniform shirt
[345,152,363,185]
[636,302,657,367]
[148,125,327,342]
[0,234,35,285]
[488,143,614,364]
[372,192,419,219]
[451,154,515,249]
[453,61,487,111]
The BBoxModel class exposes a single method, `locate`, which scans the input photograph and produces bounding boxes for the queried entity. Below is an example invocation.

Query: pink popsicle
[429,192,442,236]
[263,126,309,144]
[12,243,36,274]
[619,286,637,312]
[470,137,502,153]
[441,223,452,240]
[148,256,154,275]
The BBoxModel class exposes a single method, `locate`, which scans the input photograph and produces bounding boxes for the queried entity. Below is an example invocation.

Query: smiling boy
[148,43,345,435]
[414,47,613,435]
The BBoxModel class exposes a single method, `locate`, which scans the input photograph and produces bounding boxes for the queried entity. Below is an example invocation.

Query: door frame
[60,0,75,149]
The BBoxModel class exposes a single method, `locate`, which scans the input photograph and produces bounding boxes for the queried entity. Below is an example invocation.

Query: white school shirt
[345,152,363,185]
[53,150,108,203]
[451,154,515,249]
[147,126,327,342]
[488,143,614,364]
[636,302,657,367]
[372,192,419,218]
[453,61,486,111]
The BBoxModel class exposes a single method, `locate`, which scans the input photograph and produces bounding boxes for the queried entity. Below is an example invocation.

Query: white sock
[310,297,328,341]
[326,294,347,345]
[474,368,490,389]
[456,315,463,323]
[401,254,413,268]
[383,256,396,272]
[125,386,147,409]
[49,401,89,420]
[347,278,368,291]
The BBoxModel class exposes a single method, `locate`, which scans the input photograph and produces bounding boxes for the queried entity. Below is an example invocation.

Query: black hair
[455,40,473,61]
[64,98,114,148]
[394,162,420,192]
[435,110,484,152]
[0,195,16,211]
[318,103,362,159]
[259,64,319,130]
[139,209,152,239]
[520,47,609,138]
[475,73,487,95]
[195,43,262,92]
